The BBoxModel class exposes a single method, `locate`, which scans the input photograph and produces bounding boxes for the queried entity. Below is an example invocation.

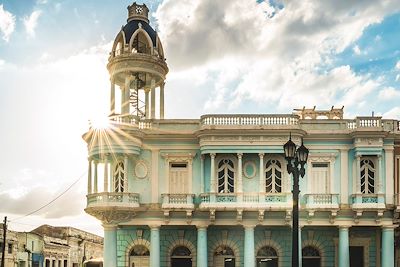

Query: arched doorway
[214,245,235,267]
[302,246,321,267]
[170,246,192,267]
[256,246,278,267]
[129,245,150,267]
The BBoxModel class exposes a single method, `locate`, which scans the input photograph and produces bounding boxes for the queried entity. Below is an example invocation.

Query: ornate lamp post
[283,134,309,267]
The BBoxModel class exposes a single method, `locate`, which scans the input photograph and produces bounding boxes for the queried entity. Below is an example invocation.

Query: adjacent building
[83,2,400,267]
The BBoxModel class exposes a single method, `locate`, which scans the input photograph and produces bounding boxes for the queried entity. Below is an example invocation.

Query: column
[104,157,109,192]
[150,226,160,267]
[338,226,350,267]
[87,158,92,194]
[378,154,383,193]
[200,155,205,192]
[340,149,349,204]
[151,79,156,119]
[385,148,394,204]
[103,224,117,267]
[124,155,129,192]
[259,153,264,193]
[197,226,208,267]
[210,153,216,193]
[110,79,115,114]
[160,82,165,119]
[237,153,243,193]
[94,160,98,193]
[381,226,395,267]
[145,88,150,119]
[244,226,255,267]
[123,75,131,116]
[356,155,361,193]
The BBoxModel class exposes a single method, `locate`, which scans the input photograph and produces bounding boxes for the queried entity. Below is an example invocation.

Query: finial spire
[127,2,149,23]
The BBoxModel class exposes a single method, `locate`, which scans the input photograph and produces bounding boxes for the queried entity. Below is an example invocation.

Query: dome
[122,20,157,47]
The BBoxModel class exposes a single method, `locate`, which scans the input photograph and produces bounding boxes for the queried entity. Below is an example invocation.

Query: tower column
[259,153,264,193]
[151,78,156,119]
[110,79,115,115]
[124,155,129,192]
[210,153,216,193]
[122,75,132,118]
[103,224,117,267]
[200,155,205,193]
[338,226,350,267]
[160,82,165,119]
[197,226,208,267]
[237,153,243,193]
[244,226,255,267]
[145,88,150,119]
[94,160,98,193]
[104,156,109,192]
[382,226,395,267]
[87,158,92,194]
[150,225,160,267]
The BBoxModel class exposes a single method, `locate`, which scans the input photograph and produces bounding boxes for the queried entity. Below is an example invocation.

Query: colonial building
[83,2,400,267]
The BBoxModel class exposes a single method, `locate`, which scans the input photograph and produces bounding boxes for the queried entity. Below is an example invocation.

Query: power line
[10,171,87,223]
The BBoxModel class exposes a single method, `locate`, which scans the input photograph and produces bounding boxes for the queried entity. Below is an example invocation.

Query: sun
[89,113,110,129]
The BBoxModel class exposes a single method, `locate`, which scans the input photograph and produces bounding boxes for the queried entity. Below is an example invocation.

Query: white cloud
[383,106,400,120]
[0,4,16,42]
[23,10,42,38]
[155,0,400,114]
[378,87,400,100]
[353,45,361,55]
[396,60,400,70]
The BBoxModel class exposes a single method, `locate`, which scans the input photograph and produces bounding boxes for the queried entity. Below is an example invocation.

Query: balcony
[86,192,140,209]
[350,193,385,210]
[161,194,195,210]
[304,194,339,210]
[199,192,292,211]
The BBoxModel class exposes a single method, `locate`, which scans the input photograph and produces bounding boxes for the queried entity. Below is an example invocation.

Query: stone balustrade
[304,194,339,209]
[201,114,299,126]
[161,193,195,210]
[86,192,140,208]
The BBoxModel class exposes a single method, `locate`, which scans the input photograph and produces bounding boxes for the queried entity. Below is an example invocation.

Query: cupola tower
[108,2,168,121]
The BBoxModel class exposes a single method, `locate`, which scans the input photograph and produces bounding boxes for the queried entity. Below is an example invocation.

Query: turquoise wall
[116,227,151,267]
[130,149,152,203]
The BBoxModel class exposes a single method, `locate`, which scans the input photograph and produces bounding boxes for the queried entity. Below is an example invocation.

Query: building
[83,2,400,267]
[0,224,18,267]
[0,225,102,267]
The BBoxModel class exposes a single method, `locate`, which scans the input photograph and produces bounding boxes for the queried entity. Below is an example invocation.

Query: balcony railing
[201,114,299,126]
[86,192,140,208]
[109,114,152,129]
[347,116,382,130]
[161,194,195,209]
[199,192,292,210]
[304,194,339,209]
[350,193,385,209]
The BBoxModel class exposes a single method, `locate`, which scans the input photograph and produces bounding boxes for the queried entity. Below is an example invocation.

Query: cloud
[23,10,42,38]
[378,87,400,100]
[396,60,400,70]
[0,4,16,42]
[383,106,400,120]
[155,0,400,114]
[353,45,361,55]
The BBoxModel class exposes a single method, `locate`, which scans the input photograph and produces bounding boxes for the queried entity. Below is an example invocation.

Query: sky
[0,0,400,236]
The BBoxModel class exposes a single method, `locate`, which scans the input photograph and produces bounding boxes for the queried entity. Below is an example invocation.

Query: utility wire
[10,171,87,223]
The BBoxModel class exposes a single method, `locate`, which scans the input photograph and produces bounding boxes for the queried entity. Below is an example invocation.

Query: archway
[171,246,192,267]
[214,245,236,267]
[302,246,321,267]
[129,245,150,267]
[256,246,278,267]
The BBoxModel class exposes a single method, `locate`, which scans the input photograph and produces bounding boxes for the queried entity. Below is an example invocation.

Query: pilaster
[259,153,264,193]
[237,153,243,193]
[150,225,160,267]
[197,226,208,267]
[103,224,117,267]
[340,149,348,204]
[244,226,255,267]
[382,226,395,267]
[210,153,216,193]
[338,226,350,267]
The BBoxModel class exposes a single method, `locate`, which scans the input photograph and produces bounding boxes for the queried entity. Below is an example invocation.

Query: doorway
[214,245,236,267]
[350,246,364,267]
[171,246,192,267]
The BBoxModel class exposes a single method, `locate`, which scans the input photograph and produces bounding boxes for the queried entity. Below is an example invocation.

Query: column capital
[102,223,118,230]
[237,153,243,159]
[258,153,264,158]
[210,153,216,159]
[195,224,208,230]
[338,225,351,230]
[87,156,92,161]
[243,225,256,230]
[149,224,161,230]
[200,154,205,160]
[381,225,397,230]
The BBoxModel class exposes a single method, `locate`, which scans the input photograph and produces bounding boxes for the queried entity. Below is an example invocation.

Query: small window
[8,243,12,254]
[312,163,328,168]
[171,163,187,168]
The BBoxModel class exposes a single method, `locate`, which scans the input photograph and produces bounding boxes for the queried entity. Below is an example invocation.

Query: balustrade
[201,114,299,126]
[161,193,195,209]
[305,194,339,209]
[350,193,385,209]
[86,192,140,208]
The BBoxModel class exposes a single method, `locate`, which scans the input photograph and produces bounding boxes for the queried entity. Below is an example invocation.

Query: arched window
[265,158,283,193]
[360,157,376,193]
[214,245,235,267]
[171,246,192,267]
[256,246,278,267]
[129,245,150,267]
[217,158,235,193]
[114,161,125,192]
[131,31,151,54]
[302,246,321,267]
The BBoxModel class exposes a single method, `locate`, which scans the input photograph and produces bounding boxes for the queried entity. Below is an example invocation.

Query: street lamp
[283,134,309,267]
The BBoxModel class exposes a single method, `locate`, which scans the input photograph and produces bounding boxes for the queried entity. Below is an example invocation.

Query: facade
[0,225,102,267]
[1,224,18,267]
[83,2,400,267]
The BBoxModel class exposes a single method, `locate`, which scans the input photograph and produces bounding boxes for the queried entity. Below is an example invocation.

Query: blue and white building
[84,3,400,267]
